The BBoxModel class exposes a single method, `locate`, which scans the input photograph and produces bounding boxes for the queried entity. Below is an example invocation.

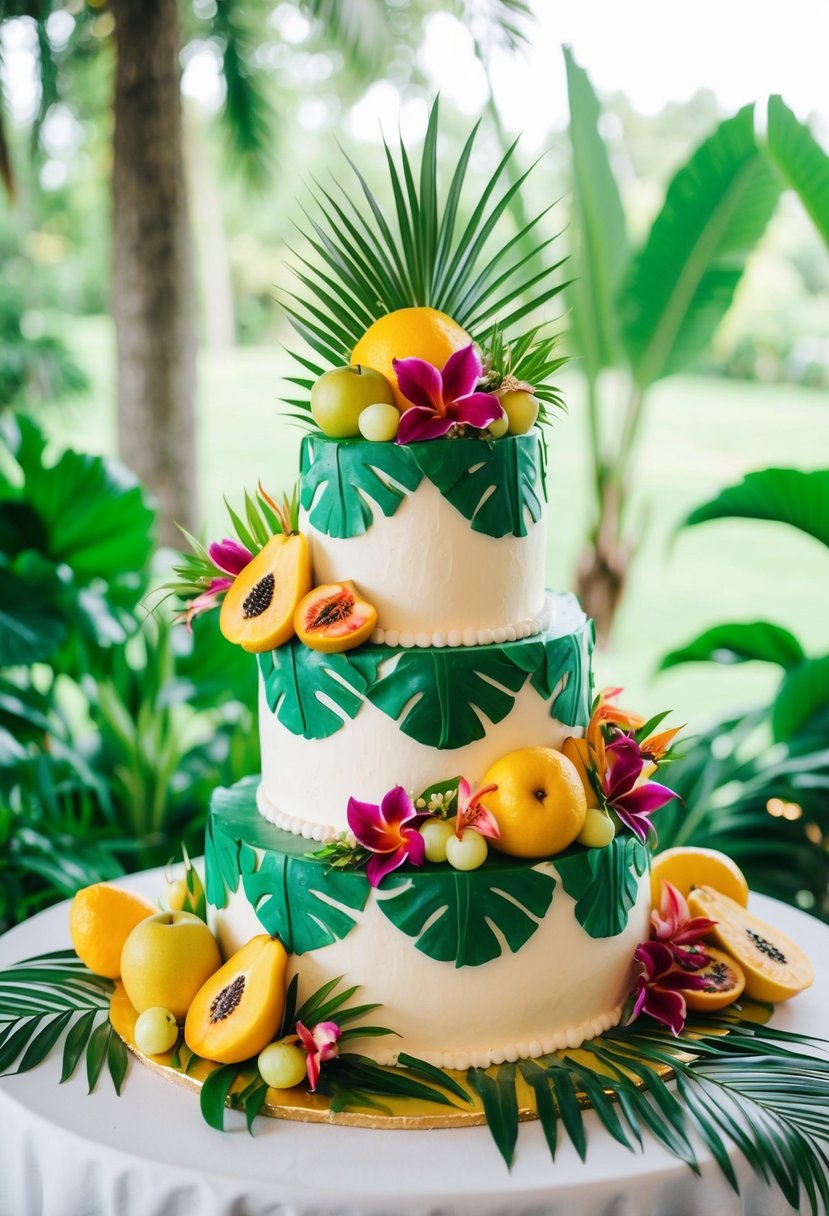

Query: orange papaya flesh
[184,935,288,1064]
[294,580,377,653]
[220,533,311,653]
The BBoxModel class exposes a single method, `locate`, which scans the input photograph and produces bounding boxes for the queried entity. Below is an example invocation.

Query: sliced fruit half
[650,846,749,909]
[220,533,311,653]
[687,886,814,1003]
[680,947,746,1013]
[184,935,288,1064]
[294,580,377,653]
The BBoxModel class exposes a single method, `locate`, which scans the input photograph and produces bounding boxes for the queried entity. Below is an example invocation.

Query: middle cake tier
[257,591,593,838]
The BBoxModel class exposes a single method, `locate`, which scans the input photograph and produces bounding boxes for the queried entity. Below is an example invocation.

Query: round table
[1,869,825,1216]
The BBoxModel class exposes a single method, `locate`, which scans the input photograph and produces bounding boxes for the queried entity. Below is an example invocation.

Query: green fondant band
[299,431,546,540]
[206,778,650,968]
[258,592,594,748]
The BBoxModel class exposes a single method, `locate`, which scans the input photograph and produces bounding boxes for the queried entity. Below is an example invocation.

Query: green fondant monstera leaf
[258,643,380,740]
[507,626,594,728]
[300,435,422,538]
[411,433,543,538]
[204,813,258,910]
[367,648,529,749]
[377,862,557,967]
[242,848,370,955]
[555,834,650,939]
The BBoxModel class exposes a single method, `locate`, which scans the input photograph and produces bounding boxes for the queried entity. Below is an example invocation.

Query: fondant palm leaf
[243,850,370,954]
[282,97,567,414]
[259,644,380,741]
[299,435,423,539]
[556,834,650,938]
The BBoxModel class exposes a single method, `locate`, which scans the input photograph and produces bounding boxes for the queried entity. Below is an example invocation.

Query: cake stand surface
[1,865,826,1216]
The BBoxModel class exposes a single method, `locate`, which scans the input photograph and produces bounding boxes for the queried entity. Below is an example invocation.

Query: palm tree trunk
[111,0,197,543]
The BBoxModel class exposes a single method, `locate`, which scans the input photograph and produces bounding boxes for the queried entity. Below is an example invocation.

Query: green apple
[500,390,539,435]
[311,365,395,438]
[120,911,221,1020]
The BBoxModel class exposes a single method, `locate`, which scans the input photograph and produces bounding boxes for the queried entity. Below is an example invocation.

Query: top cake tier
[299,431,548,647]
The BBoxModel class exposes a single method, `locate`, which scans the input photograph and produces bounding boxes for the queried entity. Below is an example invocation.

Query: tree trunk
[574,482,635,648]
[111,0,197,544]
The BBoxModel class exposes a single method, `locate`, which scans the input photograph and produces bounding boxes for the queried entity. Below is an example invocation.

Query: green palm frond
[210,0,275,190]
[0,949,127,1094]
[484,323,567,418]
[282,97,568,413]
[300,0,392,75]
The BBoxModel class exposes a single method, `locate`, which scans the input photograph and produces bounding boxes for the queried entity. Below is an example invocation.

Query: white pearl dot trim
[370,602,549,650]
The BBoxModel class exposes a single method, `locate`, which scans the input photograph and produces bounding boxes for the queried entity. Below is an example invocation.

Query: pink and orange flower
[453,778,500,841]
[295,1019,341,1091]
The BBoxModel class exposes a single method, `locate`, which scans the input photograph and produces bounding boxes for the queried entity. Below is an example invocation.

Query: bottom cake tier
[206,779,651,1069]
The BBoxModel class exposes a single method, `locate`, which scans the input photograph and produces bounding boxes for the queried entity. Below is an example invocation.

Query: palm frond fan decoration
[281,97,568,422]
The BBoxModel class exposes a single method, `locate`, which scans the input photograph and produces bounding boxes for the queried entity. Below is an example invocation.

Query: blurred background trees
[0,0,828,925]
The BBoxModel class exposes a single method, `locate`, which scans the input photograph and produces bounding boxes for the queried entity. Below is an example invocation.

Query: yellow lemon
[69,883,155,979]
[351,307,470,412]
[482,747,587,859]
[650,847,749,909]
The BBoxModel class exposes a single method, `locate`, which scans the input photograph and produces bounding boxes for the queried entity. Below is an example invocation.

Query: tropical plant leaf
[203,810,258,909]
[60,1009,97,1083]
[766,95,829,251]
[200,1062,241,1131]
[0,566,67,665]
[411,433,543,539]
[468,1064,519,1167]
[258,642,379,740]
[660,622,806,672]
[299,435,423,539]
[620,105,780,387]
[323,1054,458,1110]
[86,1019,112,1093]
[367,646,529,750]
[563,46,629,376]
[773,655,829,743]
[396,1052,472,1105]
[242,846,370,955]
[680,468,829,548]
[506,605,594,727]
[555,834,650,938]
[376,858,556,967]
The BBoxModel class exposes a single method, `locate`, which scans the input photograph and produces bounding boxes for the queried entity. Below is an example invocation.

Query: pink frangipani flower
[393,343,504,444]
[603,736,678,843]
[347,785,427,887]
[454,777,500,840]
[630,940,709,1036]
[295,1019,341,1091]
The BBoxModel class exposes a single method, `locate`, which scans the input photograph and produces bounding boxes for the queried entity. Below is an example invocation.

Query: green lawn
[52,317,829,731]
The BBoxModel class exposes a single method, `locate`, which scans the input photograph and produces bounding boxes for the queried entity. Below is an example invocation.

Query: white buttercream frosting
[303,476,546,639]
[211,857,651,1068]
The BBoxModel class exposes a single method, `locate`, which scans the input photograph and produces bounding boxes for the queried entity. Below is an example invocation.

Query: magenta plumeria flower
[630,940,710,1036]
[651,880,716,970]
[454,778,500,840]
[295,1019,341,1091]
[208,538,254,576]
[393,343,504,444]
[347,785,428,887]
[603,735,678,842]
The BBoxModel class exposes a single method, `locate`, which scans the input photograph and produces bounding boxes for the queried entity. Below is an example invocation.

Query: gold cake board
[110,984,690,1130]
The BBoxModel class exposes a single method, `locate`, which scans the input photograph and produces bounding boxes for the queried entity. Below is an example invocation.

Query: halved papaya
[679,946,746,1012]
[294,580,377,653]
[687,886,814,1003]
[220,533,311,653]
[184,934,288,1064]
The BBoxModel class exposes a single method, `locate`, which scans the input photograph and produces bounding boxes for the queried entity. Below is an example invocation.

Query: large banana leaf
[773,656,829,743]
[660,621,806,672]
[563,46,628,378]
[680,468,829,548]
[766,94,829,250]
[619,106,780,388]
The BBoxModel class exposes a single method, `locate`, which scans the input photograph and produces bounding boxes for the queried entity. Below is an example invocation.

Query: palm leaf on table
[0,949,127,1093]
[282,96,568,422]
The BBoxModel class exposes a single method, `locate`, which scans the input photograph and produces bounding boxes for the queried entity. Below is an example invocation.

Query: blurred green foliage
[0,411,258,932]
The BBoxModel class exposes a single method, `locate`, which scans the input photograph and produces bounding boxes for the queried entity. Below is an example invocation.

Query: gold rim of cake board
[110,985,685,1130]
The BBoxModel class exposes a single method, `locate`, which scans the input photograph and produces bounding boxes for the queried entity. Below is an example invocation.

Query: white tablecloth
[1,867,825,1216]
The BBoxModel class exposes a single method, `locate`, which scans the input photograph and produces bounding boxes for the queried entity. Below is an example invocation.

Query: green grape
[445,828,488,871]
[500,390,539,435]
[487,411,509,439]
[134,1007,178,1055]
[358,401,400,442]
[420,817,455,863]
[258,1040,308,1089]
[577,807,616,849]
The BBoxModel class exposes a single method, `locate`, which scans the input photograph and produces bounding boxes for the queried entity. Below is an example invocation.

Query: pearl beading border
[256,785,339,844]
[368,603,549,650]
[369,1005,624,1070]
